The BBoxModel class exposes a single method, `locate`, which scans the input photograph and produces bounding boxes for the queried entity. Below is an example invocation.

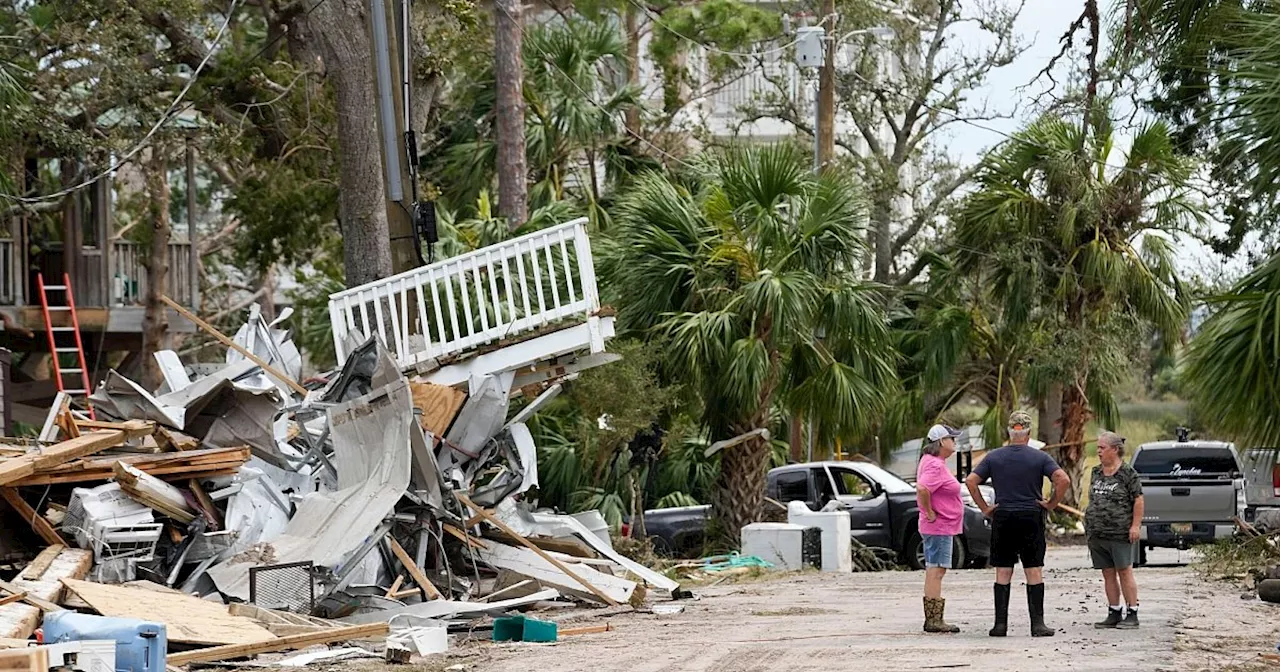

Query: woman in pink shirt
[917,424,964,633]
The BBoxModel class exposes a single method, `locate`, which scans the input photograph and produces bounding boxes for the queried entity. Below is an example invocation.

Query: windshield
[1133,447,1239,476]
[852,463,917,494]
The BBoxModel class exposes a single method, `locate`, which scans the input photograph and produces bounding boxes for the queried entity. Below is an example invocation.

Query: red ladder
[37,272,94,419]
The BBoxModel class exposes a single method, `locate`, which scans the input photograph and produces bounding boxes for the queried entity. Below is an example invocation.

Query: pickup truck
[1132,439,1244,564]
[641,461,992,569]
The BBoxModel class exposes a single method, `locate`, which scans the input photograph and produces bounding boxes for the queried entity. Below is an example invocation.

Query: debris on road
[0,227,684,669]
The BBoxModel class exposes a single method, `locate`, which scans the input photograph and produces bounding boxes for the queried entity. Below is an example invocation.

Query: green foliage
[1182,255,1280,447]
[647,0,782,113]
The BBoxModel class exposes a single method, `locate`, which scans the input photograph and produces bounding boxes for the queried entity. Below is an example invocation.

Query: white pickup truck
[1132,438,1244,564]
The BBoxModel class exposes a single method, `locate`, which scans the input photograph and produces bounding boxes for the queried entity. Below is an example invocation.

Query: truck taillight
[1272,464,1280,497]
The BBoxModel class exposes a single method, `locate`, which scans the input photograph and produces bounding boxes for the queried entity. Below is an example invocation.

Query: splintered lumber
[559,624,613,636]
[161,295,308,397]
[156,427,200,452]
[0,490,67,547]
[409,382,467,437]
[384,575,404,598]
[112,462,196,523]
[485,530,596,558]
[73,419,157,441]
[60,579,275,646]
[13,446,250,486]
[0,430,124,486]
[189,480,222,530]
[442,524,488,550]
[476,543,635,606]
[0,645,49,672]
[165,623,390,666]
[0,595,25,608]
[19,546,64,581]
[456,493,620,606]
[0,548,90,638]
[227,604,347,638]
[386,537,443,600]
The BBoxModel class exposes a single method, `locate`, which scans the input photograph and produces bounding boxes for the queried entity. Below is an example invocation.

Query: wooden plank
[0,547,92,639]
[0,645,48,672]
[0,595,25,608]
[60,579,276,646]
[442,524,488,550]
[409,382,467,437]
[384,575,404,598]
[165,623,390,666]
[559,624,613,636]
[0,430,124,486]
[386,537,443,600]
[485,530,596,558]
[19,546,64,581]
[14,466,240,487]
[474,544,635,606]
[0,490,67,547]
[0,580,63,614]
[160,295,308,396]
[456,493,620,606]
[113,462,196,523]
[188,480,221,530]
[156,427,200,452]
[74,419,157,440]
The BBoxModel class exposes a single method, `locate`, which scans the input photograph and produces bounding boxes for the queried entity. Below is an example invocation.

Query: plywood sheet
[409,382,467,437]
[60,579,276,646]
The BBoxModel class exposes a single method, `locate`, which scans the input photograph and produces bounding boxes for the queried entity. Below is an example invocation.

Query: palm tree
[606,143,899,542]
[953,115,1201,505]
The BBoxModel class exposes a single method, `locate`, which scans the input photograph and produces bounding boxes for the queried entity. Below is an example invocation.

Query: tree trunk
[141,148,171,392]
[308,0,395,288]
[1053,383,1091,508]
[494,0,527,229]
[789,412,804,463]
[712,432,769,549]
[1036,382,1064,446]
[871,195,893,284]
[624,2,641,136]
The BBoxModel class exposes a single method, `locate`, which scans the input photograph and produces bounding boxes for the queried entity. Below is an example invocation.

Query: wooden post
[159,295,307,396]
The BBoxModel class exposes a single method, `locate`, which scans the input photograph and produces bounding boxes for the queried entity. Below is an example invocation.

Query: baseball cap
[1008,410,1033,430]
[927,424,963,442]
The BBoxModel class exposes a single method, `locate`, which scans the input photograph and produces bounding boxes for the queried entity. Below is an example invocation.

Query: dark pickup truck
[641,461,992,569]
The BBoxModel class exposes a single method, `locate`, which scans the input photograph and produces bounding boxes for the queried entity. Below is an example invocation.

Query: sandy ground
[408,546,1280,672]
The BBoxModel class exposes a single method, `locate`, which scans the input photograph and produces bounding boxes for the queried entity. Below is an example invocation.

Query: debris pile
[0,304,677,669]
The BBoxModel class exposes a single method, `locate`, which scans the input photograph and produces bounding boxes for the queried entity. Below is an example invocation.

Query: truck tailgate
[1141,479,1236,523]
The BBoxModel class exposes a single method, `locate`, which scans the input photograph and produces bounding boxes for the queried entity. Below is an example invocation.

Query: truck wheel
[950,538,967,570]
[1136,545,1148,567]
[1258,579,1280,604]
[906,532,926,571]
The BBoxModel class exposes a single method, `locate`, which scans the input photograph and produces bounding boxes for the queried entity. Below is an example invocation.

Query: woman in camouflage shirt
[1085,431,1144,630]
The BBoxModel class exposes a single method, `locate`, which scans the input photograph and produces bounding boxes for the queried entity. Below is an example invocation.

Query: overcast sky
[929,2,1257,283]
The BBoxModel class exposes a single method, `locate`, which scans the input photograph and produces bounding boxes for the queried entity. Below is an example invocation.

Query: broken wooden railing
[328,217,610,378]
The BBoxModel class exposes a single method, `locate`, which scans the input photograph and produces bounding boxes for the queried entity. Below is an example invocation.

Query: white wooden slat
[501,254,516,329]
[514,242,532,322]
[429,268,448,356]
[415,272,432,354]
[543,233,563,319]
[398,277,412,358]
[558,228,578,307]
[486,250,503,329]
[328,301,347,364]
[471,255,489,336]
[528,239,547,326]
[372,287,390,350]
[457,260,476,346]
[358,294,372,343]
[443,264,461,350]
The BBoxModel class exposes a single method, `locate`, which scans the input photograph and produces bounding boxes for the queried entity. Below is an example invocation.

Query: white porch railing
[328,217,602,371]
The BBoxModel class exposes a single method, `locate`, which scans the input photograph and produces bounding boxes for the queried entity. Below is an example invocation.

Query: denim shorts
[923,534,954,568]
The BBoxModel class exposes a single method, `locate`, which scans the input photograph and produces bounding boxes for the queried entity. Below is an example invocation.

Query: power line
[3,0,332,205]
[5,0,239,204]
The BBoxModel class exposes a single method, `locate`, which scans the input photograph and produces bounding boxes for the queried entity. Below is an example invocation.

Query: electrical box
[795,26,826,68]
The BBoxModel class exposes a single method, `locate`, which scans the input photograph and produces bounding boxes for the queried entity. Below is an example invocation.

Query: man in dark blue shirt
[966,410,1071,638]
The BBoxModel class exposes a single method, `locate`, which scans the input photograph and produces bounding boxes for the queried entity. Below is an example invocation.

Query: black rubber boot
[1116,608,1139,630]
[1028,583,1055,637]
[989,583,1010,637]
[1094,607,1123,629]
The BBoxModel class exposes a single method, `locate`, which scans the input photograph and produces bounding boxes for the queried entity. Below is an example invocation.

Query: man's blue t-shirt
[972,444,1061,512]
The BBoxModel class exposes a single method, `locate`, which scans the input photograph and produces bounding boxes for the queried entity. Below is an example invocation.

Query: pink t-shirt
[917,453,963,536]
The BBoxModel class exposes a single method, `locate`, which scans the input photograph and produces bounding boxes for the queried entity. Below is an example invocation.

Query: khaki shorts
[1089,538,1137,569]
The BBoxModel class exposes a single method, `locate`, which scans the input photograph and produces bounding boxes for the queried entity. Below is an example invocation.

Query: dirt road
[449,547,1280,672]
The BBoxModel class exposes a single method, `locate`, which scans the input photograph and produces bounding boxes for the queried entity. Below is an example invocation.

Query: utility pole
[817,0,836,172]
[494,0,528,230]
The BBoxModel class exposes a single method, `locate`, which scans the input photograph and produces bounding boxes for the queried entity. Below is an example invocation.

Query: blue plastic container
[42,612,166,672]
